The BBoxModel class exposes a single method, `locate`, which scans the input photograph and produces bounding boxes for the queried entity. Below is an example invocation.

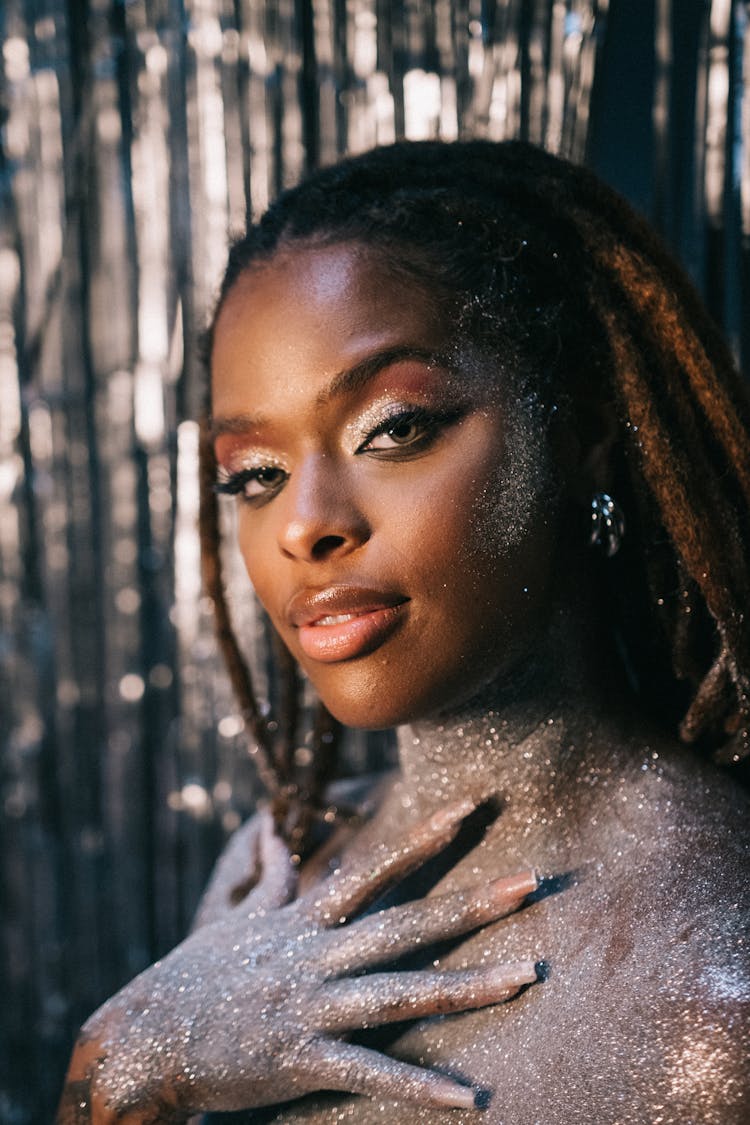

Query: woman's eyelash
[214,466,287,501]
[357,405,464,453]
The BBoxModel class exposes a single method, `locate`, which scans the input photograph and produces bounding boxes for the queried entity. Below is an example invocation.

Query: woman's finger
[298,798,478,924]
[320,961,539,1031]
[320,869,537,976]
[296,1038,477,1109]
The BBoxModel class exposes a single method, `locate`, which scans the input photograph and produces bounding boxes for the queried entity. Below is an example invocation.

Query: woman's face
[211,242,561,728]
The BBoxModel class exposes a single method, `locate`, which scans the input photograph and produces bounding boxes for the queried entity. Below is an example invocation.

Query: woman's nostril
[312,534,347,560]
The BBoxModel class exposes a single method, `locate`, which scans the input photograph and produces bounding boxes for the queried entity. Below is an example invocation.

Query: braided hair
[200,140,750,856]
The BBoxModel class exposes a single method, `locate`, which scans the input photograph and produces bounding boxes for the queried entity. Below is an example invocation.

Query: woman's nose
[276,455,370,562]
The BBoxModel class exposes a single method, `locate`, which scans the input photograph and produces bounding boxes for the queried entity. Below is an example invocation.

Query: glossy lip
[286,585,409,664]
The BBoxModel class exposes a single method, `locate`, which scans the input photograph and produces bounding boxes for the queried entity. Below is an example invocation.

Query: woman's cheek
[236,516,273,608]
[469,408,552,560]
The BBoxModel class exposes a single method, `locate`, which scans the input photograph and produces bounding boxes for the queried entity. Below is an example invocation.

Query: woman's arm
[57,801,538,1122]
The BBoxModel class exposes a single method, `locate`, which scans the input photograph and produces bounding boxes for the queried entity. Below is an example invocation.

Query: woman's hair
[199,140,750,855]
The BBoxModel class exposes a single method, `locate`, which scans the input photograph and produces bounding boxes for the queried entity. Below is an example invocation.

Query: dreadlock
[200,140,750,854]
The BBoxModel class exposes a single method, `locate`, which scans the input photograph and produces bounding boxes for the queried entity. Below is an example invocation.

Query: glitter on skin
[60,805,540,1118]
[58,239,750,1123]
[234,686,750,1124]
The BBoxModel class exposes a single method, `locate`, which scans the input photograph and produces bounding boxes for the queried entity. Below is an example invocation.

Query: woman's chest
[242,888,682,1125]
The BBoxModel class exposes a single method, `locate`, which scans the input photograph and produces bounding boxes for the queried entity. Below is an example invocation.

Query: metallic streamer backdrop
[0,0,747,1118]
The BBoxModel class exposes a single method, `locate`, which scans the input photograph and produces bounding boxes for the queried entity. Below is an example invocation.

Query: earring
[589,492,625,557]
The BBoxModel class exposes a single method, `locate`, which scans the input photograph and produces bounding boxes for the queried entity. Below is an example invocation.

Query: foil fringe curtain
[0,0,747,1117]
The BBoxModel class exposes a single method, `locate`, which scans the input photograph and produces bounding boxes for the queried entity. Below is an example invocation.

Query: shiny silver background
[0,0,747,1118]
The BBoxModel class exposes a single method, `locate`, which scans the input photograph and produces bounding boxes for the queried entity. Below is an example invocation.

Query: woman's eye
[367,416,424,449]
[358,407,462,456]
[215,466,287,502]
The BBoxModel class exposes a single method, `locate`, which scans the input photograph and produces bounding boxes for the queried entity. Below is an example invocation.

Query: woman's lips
[287,586,409,663]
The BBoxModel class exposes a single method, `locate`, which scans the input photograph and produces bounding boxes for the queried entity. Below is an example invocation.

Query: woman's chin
[312,677,431,730]
[313,674,485,731]
[319,695,413,731]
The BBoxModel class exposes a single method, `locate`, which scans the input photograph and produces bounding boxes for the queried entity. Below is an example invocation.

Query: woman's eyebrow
[210,347,447,440]
[315,345,447,406]
[209,411,270,440]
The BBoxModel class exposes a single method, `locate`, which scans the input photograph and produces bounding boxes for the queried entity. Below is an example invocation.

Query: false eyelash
[213,473,246,496]
[357,404,465,450]
[213,466,286,497]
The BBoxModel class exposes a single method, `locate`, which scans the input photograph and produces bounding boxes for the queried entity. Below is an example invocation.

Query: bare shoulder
[193,772,389,928]
[192,811,265,928]
[583,747,750,1119]
[596,740,750,961]
[480,745,750,1124]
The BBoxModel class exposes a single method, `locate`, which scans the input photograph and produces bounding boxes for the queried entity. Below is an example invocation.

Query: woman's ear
[576,399,620,496]
[548,399,620,503]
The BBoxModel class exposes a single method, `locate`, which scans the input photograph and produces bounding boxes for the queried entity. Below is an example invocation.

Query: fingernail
[428,798,477,833]
[489,868,538,903]
[433,1079,477,1109]
[486,960,539,989]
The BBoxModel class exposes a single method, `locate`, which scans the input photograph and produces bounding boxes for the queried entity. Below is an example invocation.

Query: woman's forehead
[211,243,451,402]
[216,239,436,324]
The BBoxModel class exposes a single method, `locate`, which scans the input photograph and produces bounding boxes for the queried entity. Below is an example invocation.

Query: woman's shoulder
[422,743,750,1122]
[623,747,749,976]
[192,809,267,929]
[602,736,750,881]
[364,757,750,1123]
[560,739,749,1000]
[518,745,750,1120]
[193,771,393,927]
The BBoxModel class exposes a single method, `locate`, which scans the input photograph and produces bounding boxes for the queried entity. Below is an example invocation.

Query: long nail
[489,868,538,905]
[432,1078,477,1109]
[485,960,539,989]
[427,797,478,834]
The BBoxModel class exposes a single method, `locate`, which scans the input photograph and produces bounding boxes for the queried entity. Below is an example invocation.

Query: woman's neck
[396,602,636,816]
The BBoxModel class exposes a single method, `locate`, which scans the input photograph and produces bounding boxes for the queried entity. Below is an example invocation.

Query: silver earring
[589,492,625,557]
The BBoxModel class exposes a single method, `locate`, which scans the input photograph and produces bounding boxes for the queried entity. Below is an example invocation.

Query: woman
[59,141,750,1123]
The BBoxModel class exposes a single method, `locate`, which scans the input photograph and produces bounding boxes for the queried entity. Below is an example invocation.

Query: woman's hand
[57,800,538,1122]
